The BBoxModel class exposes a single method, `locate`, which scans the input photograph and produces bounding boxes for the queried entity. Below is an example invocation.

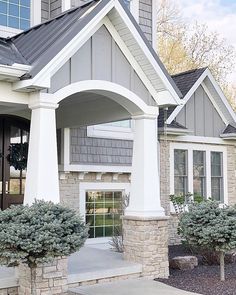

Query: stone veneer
[59,172,130,212]
[123,216,169,279]
[18,257,68,295]
[0,288,18,295]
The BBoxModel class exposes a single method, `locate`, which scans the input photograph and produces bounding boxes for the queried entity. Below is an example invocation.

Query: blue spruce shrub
[0,200,89,268]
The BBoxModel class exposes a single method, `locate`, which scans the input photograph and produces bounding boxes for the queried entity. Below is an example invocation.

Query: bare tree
[156,0,236,89]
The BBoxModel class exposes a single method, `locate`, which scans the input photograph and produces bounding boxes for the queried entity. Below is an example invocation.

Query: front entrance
[0,116,30,210]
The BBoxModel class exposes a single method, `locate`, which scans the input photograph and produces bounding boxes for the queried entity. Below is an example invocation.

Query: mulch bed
[155,245,236,295]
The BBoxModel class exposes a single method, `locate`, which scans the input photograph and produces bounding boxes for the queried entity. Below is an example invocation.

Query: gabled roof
[172,68,207,97]
[0,0,181,106]
[166,68,236,127]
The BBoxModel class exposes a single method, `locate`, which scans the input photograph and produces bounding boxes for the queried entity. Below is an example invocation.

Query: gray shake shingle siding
[70,127,133,166]
[139,0,152,44]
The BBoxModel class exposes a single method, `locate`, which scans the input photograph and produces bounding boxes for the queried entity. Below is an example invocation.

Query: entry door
[0,117,30,210]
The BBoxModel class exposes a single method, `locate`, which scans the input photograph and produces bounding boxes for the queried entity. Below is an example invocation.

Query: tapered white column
[24,97,59,205]
[126,113,165,217]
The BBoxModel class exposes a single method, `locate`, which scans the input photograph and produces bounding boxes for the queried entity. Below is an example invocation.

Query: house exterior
[0,0,235,283]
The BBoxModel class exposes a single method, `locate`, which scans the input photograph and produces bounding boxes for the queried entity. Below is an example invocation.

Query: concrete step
[68,279,202,295]
[68,246,142,288]
[68,264,142,287]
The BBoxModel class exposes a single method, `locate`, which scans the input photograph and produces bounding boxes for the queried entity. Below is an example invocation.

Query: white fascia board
[206,69,236,124]
[166,69,208,124]
[0,63,31,80]
[114,0,181,106]
[159,127,192,135]
[220,133,236,140]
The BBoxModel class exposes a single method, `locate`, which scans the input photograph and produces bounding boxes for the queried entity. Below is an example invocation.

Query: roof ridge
[8,0,99,41]
[171,67,207,78]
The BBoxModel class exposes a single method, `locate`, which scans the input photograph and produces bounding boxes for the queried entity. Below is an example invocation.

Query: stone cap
[122,215,170,221]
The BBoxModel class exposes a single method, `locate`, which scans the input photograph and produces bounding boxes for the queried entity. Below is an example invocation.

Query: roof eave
[0,63,31,81]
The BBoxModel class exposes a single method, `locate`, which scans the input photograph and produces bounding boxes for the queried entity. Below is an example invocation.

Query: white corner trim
[87,122,134,140]
[169,142,228,204]
[130,0,139,22]
[63,128,70,166]
[31,0,41,26]
[166,69,208,124]
[152,0,157,50]
[61,0,71,12]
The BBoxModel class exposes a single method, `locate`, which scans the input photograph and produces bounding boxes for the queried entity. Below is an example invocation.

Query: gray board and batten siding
[50,25,156,107]
[176,85,226,137]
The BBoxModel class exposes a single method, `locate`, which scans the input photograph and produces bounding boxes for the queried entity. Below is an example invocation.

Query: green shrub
[178,201,236,281]
[0,200,89,268]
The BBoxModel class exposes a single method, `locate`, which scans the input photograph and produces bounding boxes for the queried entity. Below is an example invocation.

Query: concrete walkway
[69,279,202,295]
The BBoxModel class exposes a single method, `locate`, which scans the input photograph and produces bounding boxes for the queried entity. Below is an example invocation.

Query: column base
[123,216,169,279]
[18,257,68,295]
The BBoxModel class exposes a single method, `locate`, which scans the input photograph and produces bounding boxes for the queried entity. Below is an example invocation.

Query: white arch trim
[52,80,159,116]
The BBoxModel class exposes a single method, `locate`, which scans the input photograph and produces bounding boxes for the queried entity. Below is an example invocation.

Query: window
[193,151,206,197]
[211,152,224,202]
[171,143,227,204]
[0,0,31,30]
[86,191,122,238]
[87,120,134,140]
[174,149,188,195]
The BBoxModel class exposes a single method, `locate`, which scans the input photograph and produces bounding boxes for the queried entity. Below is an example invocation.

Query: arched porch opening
[24,81,164,219]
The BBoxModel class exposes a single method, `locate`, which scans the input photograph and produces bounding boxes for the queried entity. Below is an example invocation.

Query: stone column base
[18,257,68,295]
[123,216,169,279]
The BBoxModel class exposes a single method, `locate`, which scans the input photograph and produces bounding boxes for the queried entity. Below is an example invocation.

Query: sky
[177,0,236,84]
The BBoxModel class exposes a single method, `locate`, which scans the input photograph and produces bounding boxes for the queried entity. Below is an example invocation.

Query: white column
[126,113,165,217]
[24,98,60,205]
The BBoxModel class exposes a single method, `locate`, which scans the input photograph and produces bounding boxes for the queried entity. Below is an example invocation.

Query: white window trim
[87,121,134,140]
[169,142,228,207]
[79,182,130,244]
[152,0,157,49]
[0,0,41,38]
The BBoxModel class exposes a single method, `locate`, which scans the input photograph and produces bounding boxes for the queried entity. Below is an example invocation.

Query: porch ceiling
[56,91,131,128]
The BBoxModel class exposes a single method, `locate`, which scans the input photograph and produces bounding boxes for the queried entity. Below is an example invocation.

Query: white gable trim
[103,17,175,105]
[13,0,180,106]
[114,0,180,105]
[201,82,228,125]
[166,68,236,126]
[166,69,208,124]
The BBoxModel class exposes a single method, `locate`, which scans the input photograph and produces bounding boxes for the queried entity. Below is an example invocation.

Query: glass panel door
[1,117,30,210]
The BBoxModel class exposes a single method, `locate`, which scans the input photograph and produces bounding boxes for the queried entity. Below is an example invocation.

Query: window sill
[87,125,134,140]
[0,25,22,38]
